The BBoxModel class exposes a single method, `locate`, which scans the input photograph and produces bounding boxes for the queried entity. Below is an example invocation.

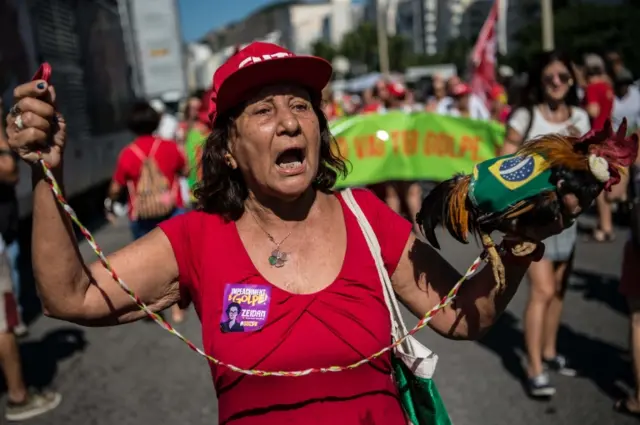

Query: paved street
[13,214,637,425]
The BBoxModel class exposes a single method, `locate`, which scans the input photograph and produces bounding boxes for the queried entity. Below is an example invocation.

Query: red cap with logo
[207,42,333,125]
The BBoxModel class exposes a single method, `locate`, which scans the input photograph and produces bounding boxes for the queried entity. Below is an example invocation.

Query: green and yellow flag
[468,153,555,213]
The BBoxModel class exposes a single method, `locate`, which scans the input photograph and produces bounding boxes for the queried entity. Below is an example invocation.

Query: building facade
[188,0,361,91]
[202,0,356,55]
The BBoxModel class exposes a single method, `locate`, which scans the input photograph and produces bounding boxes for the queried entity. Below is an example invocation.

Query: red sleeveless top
[159,189,412,425]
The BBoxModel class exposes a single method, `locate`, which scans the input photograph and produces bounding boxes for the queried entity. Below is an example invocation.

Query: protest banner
[330,111,506,188]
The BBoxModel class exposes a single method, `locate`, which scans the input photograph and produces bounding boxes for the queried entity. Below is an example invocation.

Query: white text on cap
[238,53,293,69]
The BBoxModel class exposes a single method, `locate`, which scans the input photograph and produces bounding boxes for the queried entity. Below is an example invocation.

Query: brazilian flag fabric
[468,153,555,213]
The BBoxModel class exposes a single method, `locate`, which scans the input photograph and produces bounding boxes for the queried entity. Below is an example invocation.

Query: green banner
[183,127,208,194]
[330,111,506,188]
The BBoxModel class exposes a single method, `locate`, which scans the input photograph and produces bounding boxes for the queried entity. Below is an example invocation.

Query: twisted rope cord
[38,158,483,377]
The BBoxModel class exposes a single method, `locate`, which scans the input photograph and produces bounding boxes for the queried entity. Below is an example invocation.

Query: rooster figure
[417,119,639,290]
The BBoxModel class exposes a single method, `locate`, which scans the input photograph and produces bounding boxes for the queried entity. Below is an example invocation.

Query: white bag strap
[341,188,413,353]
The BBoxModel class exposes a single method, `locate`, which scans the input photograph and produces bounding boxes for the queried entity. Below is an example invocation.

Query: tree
[442,38,473,76]
[507,3,640,74]
[338,22,379,73]
[311,40,337,63]
[334,23,459,75]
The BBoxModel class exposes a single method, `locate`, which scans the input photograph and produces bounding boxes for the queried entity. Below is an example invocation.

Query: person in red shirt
[584,54,614,131]
[361,79,409,114]
[489,83,510,123]
[360,79,388,113]
[6,42,578,425]
[107,101,188,324]
[583,54,616,242]
[106,101,188,241]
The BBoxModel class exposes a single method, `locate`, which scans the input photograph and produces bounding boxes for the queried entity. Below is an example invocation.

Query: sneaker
[543,354,577,377]
[6,389,62,421]
[528,372,556,397]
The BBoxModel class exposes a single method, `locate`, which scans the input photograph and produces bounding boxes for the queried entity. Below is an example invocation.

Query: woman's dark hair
[191,89,206,100]
[194,100,349,221]
[517,50,580,109]
[506,50,580,136]
[226,302,242,315]
[127,101,161,136]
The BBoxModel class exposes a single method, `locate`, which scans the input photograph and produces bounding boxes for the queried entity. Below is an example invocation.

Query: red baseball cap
[451,83,472,97]
[208,42,333,125]
[386,81,407,99]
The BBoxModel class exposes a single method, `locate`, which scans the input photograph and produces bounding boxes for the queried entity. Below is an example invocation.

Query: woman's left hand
[501,189,581,243]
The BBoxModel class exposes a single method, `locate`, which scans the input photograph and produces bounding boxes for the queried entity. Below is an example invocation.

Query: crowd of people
[318,49,640,411]
[0,41,639,423]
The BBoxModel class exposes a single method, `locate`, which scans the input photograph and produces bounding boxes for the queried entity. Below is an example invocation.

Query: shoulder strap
[523,106,535,141]
[128,143,147,162]
[341,189,413,354]
[128,138,163,162]
[148,138,162,159]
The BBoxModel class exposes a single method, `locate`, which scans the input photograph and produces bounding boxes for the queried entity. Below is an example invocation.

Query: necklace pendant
[269,249,287,268]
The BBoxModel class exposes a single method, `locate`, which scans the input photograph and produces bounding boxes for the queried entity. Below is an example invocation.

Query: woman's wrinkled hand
[508,216,566,244]
[5,80,66,169]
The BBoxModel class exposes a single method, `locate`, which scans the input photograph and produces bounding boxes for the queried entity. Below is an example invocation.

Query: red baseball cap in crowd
[451,83,472,97]
[386,81,407,99]
[208,42,333,125]
[489,83,507,103]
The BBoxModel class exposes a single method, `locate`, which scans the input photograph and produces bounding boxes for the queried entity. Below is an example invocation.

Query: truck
[0,0,186,217]
[118,0,188,105]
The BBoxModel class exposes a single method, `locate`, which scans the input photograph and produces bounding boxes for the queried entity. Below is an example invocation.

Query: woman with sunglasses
[500,50,591,398]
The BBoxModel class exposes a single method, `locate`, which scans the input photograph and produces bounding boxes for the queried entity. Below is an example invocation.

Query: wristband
[104,198,114,214]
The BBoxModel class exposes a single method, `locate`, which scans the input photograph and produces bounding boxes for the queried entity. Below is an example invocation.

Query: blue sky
[178,0,271,41]
[178,0,363,42]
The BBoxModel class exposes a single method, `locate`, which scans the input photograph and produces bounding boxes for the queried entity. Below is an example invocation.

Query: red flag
[470,0,499,109]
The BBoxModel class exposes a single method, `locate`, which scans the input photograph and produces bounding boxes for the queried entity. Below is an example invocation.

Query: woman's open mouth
[275,147,306,174]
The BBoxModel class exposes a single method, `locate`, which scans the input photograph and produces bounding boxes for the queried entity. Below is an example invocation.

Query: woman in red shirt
[583,54,616,242]
[7,42,574,424]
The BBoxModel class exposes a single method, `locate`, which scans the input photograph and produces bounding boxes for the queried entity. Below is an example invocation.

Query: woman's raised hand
[5,80,66,169]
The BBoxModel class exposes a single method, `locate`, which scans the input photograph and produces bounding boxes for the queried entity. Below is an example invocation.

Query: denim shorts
[542,221,577,262]
[130,208,187,241]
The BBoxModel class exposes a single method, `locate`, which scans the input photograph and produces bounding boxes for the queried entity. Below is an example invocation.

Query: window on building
[322,15,332,43]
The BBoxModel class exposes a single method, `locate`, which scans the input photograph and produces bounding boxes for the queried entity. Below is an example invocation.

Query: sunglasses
[542,72,572,85]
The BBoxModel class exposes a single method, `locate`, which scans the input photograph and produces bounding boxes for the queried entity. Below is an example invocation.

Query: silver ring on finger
[9,104,20,116]
[14,114,24,131]
[9,104,21,117]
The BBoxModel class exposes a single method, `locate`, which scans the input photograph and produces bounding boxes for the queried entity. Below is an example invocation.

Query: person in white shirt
[149,99,179,141]
[437,82,489,120]
[436,76,490,120]
[612,68,640,132]
[500,50,590,399]
[603,68,640,204]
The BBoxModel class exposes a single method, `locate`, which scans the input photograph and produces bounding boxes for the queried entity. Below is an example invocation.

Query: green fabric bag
[392,354,452,425]
[341,188,452,425]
